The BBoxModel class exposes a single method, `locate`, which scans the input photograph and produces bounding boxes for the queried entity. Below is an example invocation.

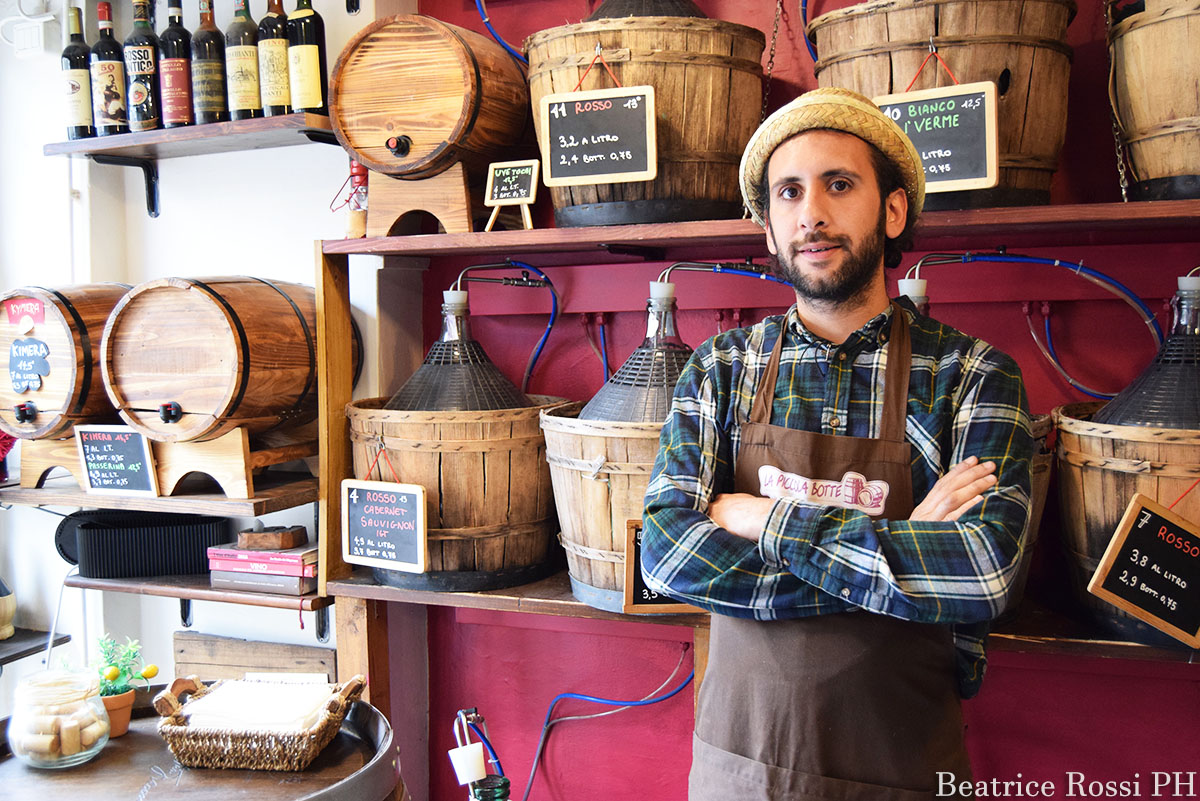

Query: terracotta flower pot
[102,688,135,737]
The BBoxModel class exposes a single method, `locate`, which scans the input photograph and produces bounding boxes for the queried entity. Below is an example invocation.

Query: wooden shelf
[42,112,334,160]
[64,573,332,612]
[0,470,317,516]
[328,569,707,627]
[322,199,1200,264]
[0,628,70,668]
[329,569,1200,662]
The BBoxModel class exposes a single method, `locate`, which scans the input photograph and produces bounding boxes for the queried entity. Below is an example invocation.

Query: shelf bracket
[91,154,159,218]
[300,127,340,147]
[315,606,330,643]
[179,598,193,628]
[598,243,666,261]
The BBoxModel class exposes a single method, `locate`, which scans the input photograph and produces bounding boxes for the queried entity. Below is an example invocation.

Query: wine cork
[22,733,60,755]
[70,705,98,728]
[28,715,61,735]
[60,718,82,756]
[80,719,108,747]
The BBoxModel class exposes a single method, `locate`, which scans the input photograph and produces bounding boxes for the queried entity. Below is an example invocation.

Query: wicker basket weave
[153,674,365,771]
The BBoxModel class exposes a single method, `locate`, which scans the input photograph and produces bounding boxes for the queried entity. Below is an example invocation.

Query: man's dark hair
[758,130,918,270]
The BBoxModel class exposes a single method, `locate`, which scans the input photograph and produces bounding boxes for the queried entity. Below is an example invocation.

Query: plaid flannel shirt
[641,302,1033,698]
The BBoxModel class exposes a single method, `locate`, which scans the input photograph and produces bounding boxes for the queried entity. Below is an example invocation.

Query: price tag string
[365,442,403,484]
[572,42,624,92]
[1168,477,1200,510]
[905,37,961,92]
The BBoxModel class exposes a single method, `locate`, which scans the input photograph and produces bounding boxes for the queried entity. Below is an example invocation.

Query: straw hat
[739,87,925,227]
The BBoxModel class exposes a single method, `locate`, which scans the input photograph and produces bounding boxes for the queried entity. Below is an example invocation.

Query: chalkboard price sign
[1089,493,1200,647]
[623,519,698,614]
[341,478,427,574]
[540,86,657,187]
[74,425,158,496]
[874,81,998,194]
[485,159,540,206]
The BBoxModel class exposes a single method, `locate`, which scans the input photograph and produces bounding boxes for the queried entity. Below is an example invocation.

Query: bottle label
[124,44,155,77]
[288,8,314,18]
[288,44,321,109]
[192,59,226,113]
[90,60,127,127]
[258,38,290,107]
[226,45,261,110]
[63,68,92,127]
[160,57,193,124]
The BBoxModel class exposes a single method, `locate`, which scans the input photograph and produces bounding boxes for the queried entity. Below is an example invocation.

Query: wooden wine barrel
[0,283,129,440]
[540,407,663,612]
[525,16,765,227]
[1053,402,1199,647]
[347,396,576,592]
[329,15,531,180]
[807,0,1076,209]
[101,277,338,443]
[1107,0,1200,200]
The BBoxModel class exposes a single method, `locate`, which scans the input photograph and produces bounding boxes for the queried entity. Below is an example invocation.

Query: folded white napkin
[181,681,333,732]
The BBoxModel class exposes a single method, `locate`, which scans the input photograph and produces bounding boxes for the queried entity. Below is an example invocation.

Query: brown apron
[690,306,972,800]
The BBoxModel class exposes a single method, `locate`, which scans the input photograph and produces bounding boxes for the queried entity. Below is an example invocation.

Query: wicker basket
[153,674,365,771]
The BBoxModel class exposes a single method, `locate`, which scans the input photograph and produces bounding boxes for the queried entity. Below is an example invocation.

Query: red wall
[405,2,1200,798]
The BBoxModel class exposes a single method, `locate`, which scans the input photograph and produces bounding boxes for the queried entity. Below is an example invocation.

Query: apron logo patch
[758,466,889,515]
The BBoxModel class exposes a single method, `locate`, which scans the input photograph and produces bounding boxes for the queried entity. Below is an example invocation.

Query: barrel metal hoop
[814,34,1074,73]
[38,287,91,416]
[1057,447,1200,477]
[186,279,251,419]
[558,534,624,563]
[445,23,484,145]
[247,277,316,430]
[545,452,656,475]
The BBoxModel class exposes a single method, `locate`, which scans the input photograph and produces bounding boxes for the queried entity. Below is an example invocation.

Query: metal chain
[1110,111,1129,203]
[1102,4,1130,202]
[760,0,782,124]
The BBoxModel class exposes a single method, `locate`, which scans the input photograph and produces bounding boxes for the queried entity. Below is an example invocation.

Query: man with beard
[641,87,1033,800]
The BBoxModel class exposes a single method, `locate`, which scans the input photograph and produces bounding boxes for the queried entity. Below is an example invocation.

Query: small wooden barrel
[525,17,765,227]
[329,15,531,180]
[0,283,129,440]
[102,277,326,443]
[1053,402,1200,646]
[347,396,575,592]
[540,407,662,612]
[808,0,1076,209]
[1107,0,1200,200]
[999,412,1053,619]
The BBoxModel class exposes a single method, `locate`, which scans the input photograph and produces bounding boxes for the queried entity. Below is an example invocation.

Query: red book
[208,557,317,577]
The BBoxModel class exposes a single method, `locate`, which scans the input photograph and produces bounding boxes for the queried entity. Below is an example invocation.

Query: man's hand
[909,455,997,522]
[708,492,775,542]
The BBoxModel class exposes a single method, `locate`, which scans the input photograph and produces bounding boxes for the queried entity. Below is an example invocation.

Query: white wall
[0,0,409,715]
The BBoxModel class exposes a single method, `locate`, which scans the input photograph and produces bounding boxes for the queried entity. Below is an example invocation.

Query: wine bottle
[191,0,227,123]
[124,0,161,131]
[90,1,129,135]
[225,0,262,120]
[62,6,94,139]
[257,0,290,116]
[159,0,193,127]
[286,0,326,115]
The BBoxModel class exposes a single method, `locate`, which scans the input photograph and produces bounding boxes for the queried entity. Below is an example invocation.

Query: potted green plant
[95,635,159,737]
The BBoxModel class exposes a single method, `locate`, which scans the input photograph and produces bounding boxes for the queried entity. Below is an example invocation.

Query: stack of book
[207,543,318,595]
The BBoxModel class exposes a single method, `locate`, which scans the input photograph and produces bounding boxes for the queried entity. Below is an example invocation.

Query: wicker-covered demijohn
[153,674,365,771]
